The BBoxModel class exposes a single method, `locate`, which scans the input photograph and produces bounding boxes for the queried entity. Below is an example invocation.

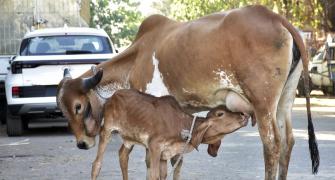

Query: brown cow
[90,88,248,180]
[57,5,319,180]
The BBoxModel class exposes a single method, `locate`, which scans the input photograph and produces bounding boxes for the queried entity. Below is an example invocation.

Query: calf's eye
[75,104,81,114]
[216,111,224,117]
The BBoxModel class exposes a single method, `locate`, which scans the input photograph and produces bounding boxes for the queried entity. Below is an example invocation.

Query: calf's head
[192,106,248,150]
[57,68,103,150]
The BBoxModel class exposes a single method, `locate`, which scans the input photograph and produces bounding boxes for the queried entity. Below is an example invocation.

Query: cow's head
[191,106,248,149]
[57,68,103,150]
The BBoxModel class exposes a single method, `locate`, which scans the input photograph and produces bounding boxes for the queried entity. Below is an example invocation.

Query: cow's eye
[75,104,81,114]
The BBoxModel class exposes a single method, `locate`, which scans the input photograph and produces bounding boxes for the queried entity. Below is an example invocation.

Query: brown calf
[91,89,248,180]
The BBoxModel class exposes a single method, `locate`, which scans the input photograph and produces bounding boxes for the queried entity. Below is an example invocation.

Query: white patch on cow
[213,69,243,94]
[145,52,170,97]
[94,76,131,104]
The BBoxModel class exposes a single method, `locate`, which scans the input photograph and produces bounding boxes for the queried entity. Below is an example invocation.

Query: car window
[20,35,113,55]
[317,52,324,60]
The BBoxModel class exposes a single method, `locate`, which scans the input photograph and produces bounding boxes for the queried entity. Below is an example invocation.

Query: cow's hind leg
[255,106,281,180]
[277,62,302,180]
[91,128,112,180]
[119,143,134,180]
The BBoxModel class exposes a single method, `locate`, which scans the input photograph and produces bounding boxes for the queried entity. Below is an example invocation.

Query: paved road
[0,97,334,180]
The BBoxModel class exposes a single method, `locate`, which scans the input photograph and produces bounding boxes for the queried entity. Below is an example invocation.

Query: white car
[309,43,335,95]
[5,27,117,136]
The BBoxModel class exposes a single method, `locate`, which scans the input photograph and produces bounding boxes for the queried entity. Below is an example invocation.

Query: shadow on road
[25,126,71,136]
[0,122,71,137]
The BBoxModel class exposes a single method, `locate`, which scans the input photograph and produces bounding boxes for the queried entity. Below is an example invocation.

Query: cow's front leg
[91,128,111,180]
[256,111,281,180]
[170,155,183,180]
[119,144,134,180]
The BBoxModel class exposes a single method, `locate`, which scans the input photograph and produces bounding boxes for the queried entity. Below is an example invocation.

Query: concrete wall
[0,0,90,55]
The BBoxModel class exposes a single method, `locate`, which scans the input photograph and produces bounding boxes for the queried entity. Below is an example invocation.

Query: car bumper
[8,102,61,115]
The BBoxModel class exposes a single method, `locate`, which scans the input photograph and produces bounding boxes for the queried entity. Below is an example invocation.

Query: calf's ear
[191,125,211,151]
[207,140,221,157]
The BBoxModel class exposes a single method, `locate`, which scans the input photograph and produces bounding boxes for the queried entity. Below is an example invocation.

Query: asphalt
[0,97,334,180]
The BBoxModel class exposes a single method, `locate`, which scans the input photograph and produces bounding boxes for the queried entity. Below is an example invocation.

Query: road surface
[0,97,334,180]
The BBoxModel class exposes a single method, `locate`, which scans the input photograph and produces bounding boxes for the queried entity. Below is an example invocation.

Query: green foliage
[90,0,143,48]
[153,0,327,32]
[153,0,271,21]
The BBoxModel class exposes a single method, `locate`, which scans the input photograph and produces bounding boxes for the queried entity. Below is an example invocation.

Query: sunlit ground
[240,129,335,141]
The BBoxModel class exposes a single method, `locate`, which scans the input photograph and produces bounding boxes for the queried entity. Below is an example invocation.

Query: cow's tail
[278,15,319,174]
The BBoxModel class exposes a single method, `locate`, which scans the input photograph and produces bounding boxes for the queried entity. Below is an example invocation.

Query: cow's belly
[179,83,253,115]
[165,67,252,115]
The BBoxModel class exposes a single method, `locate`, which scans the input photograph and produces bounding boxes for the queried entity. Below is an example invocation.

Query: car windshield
[20,35,113,55]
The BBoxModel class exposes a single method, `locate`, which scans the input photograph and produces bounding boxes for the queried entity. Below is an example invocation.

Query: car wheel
[0,98,6,124]
[321,85,335,96]
[6,110,23,136]
[21,115,30,130]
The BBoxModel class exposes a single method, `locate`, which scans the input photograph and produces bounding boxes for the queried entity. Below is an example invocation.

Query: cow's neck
[82,46,138,101]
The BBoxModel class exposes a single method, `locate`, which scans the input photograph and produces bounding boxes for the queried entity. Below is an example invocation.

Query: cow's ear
[84,116,102,137]
[83,102,103,137]
[191,125,210,151]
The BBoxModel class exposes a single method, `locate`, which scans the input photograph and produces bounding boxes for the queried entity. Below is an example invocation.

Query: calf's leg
[148,144,161,180]
[145,148,150,180]
[160,159,168,180]
[91,128,112,180]
[170,155,183,180]
[119,144,134,180]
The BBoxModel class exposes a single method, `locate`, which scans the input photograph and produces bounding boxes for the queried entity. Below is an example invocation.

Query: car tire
[21,115,30,130]
[0,98,6,124]
[6,110,23,136]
